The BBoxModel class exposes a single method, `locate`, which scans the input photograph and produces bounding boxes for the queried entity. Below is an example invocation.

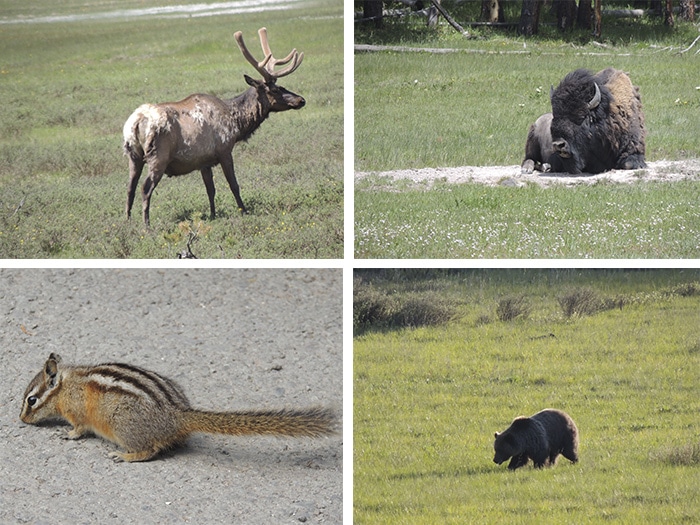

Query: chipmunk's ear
[44,354,62,386]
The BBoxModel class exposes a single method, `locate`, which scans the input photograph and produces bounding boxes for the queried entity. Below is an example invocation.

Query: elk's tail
[123,103,171,159]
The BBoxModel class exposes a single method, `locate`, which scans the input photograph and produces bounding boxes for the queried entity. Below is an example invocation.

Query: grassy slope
[354,16,700,259]
[355,14,700,171]
[355,179,700,258]
[354,270,700,524]
[355,49,699,170]
[0,2,342,258]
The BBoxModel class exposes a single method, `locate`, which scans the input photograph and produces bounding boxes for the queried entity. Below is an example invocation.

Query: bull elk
[123,27,305,227]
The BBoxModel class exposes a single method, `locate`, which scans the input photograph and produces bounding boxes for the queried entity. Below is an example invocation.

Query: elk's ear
[244,74,262,87]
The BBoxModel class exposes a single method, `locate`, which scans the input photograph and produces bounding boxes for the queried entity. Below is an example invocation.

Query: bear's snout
[493,454,507,465]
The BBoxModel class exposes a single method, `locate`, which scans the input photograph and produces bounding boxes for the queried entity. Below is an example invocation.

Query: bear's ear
[494,432,500,438]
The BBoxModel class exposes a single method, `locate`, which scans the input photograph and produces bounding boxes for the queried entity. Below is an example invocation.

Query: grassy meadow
[0,1,342,258]
[354,269,700,524]
[355,180,700,258]
[354,12,700,258]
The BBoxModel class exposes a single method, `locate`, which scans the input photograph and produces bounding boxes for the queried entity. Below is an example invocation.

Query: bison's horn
[588,82,601,110]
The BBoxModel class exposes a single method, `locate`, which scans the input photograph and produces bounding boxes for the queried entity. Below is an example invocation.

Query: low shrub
[353,278,456,333]
[558,288,604,318]
[652,443,700,466]
[496,295,530,322]
[353,277,392,332]
[672,282,700,297]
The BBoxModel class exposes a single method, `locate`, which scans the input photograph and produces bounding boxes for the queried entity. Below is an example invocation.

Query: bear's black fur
[493,408,579,470]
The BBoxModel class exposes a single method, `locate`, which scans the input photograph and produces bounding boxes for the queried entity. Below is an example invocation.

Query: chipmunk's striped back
[73,362,191,410]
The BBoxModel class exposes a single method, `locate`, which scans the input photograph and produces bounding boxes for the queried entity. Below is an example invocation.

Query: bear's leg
[508,454,529,470]
[561,445,579,463]
[532,451,549,468]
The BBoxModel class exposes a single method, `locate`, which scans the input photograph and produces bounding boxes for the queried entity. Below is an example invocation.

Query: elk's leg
[219,154,248,215]
[126,156,145,219]
[141,168,165,228]
[200,167,216,220]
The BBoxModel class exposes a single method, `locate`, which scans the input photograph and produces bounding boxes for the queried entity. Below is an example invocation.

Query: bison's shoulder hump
[552,69,598,110]
[561,68,595,85]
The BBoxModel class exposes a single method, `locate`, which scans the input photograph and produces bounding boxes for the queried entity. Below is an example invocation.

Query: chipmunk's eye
[27,396,38,407]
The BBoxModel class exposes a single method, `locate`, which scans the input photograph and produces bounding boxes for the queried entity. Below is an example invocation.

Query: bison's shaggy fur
[493,408,579,470]
[547,68,646,174]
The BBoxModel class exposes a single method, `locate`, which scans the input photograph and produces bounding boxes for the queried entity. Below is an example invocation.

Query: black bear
[493,408,579,470]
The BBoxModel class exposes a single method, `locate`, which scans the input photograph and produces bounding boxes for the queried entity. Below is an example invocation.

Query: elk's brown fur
[123,28,305,226]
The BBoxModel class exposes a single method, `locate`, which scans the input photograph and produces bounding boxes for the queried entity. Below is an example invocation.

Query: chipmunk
[20,353,335,462]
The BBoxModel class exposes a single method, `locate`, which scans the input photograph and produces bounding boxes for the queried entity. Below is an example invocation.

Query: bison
[522,68,646,175]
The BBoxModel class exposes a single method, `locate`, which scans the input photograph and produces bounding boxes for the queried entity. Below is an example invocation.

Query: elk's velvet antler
[235,27,304,83]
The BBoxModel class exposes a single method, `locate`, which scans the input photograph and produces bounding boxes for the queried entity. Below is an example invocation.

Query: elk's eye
[27,396,38,407]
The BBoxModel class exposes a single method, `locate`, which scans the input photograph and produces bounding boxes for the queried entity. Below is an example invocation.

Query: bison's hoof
[521,160,535,174]
[621,156,647,170]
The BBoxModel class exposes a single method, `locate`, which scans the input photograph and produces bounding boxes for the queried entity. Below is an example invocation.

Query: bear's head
[493,431,518,464]
[493,417,530,464]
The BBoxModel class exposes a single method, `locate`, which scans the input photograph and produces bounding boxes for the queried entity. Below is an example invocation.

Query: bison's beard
[554,146,586,174]
[553,132,613,174]
[557,156,583,174]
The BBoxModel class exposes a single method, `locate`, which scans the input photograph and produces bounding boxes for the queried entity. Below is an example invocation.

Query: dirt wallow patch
[355,159,700,189]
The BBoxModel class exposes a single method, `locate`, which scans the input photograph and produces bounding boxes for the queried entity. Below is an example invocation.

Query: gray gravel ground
[355,159,700,188]
[0,268,342,524]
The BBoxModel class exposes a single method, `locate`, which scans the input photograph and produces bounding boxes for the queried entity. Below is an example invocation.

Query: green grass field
[0,1,342,258]
[354,13,700,258]
[354,269,700,524]
[355,179,700,258]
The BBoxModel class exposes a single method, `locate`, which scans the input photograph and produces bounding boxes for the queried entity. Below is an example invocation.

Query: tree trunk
[428,0,440,27]
[593,0,602,37]
[679,0,695,20]
[664,0,674,25]
[363,0,383,28]
[555,0,578,30]
[481,0,506,23]
[519,0,543,35]
[577,0,592,29]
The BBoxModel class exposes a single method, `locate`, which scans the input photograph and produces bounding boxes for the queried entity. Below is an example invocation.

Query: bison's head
[549,69,609,174]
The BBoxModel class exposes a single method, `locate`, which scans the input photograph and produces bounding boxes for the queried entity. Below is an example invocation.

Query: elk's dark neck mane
[227,87,270,143]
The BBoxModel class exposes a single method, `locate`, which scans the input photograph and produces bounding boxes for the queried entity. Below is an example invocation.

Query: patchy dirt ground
[355,159,700,189]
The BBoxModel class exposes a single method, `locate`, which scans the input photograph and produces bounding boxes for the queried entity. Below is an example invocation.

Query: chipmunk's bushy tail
[182,407,336,437]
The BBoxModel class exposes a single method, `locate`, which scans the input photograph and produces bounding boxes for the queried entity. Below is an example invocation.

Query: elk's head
[235,27,305,112]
